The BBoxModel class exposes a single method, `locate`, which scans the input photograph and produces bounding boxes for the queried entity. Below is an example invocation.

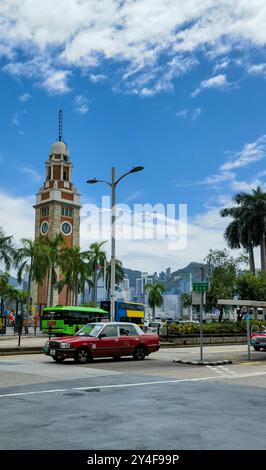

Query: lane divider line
[1,370,266,398]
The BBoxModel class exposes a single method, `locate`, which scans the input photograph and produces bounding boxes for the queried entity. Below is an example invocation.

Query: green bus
[41,305,109,336]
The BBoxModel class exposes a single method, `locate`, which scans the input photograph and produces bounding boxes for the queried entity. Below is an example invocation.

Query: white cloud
[73,94,89,114]
[42,70,71,94]
[0,190,34,243]
[12,109,26,127]
[79,201,230,271]
[176,110,188,119]
[0,187,227,271]
[203,171,234,186]
[182,133,266,191]
[191,107,202,120]
[21,167,42,182]
[1,1,266,95]
[231,178,266,192]
[247,63,266,76]
[213,58,231,72]
[191,74,227,97]
[89,74,107,83]
[18,92,32,102]
[221,134,266,171]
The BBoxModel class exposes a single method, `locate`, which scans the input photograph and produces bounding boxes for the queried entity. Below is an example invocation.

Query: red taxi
[251,327,266,351]
[44,322,160,363]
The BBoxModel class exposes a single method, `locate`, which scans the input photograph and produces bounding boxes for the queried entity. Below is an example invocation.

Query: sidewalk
[0,335,47,355]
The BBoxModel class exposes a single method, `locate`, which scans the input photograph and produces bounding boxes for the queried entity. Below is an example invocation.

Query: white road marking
[1,370,266,398]
[0,388,67,398]
[206,365,236,376]
[218,366,236,375]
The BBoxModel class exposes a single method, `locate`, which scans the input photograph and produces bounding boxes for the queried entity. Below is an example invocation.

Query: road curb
[0,347,43,356]
[173,359,233,366]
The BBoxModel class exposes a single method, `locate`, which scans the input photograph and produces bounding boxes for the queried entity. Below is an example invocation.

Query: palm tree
[87,241,107,305]
[14,238,49,316]
[234,187,266,271]
[59,246,91,306]
[220,208,255,274]
[221,186,266,272]
[0,228,15,271]
[41,234,64,306]
[145,283,165,321]
[103,259,124,300]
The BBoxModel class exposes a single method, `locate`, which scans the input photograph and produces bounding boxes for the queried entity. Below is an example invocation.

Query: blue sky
[1,1,266,272]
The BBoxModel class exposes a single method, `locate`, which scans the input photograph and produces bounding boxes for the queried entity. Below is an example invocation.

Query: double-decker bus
[100,300,145,328]
[41,305,108,336]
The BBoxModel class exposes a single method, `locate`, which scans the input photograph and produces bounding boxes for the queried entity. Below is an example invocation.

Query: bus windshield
[42,310,64,320]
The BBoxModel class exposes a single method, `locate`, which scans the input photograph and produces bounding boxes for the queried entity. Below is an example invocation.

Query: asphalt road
[1,345,266,450]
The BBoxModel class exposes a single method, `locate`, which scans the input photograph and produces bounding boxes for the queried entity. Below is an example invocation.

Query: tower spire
[58,109,63,142]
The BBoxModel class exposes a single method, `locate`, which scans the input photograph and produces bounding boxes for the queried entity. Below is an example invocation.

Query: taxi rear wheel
[74,347,92,364]
[133,345,146,361]
[254,346,261,351]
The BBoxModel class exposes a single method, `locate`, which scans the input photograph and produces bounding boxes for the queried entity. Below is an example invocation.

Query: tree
[221,209,255,274]
[87,241,107,306]
[145,283,165,321]
[235,271,266,321]
[14,238,49,316]
[103,259,124,300]
[205,249,240,322]
[59,246,91,305]
[181,293,192,309]
[0,228,15,271]
[221,186,266,272]
[41,234,64,307]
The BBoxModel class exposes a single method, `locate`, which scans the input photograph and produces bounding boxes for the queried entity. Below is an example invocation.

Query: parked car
[44,322,160,363]
[144,321,163,333]
[251,327,266,351]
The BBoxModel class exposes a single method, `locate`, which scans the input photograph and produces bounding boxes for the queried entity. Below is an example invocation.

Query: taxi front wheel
[74,347,92,364]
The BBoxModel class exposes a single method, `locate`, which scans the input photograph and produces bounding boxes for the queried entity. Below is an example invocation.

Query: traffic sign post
[194,272,209,363]
[192,282,209,292]
[244,312,252,361]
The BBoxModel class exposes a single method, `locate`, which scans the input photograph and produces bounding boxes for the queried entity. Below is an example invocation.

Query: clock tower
[31,111,81,308]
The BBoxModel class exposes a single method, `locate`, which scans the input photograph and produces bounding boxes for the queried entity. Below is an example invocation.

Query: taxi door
[95,324,119,358]
[118,325,140,355]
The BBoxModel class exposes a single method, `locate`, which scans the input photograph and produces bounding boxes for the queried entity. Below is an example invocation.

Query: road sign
[244,314,252,321]
[192,292,206,305]
[192,282,209,292]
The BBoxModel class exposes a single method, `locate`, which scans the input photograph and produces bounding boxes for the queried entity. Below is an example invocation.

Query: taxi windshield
[75,324,103,337]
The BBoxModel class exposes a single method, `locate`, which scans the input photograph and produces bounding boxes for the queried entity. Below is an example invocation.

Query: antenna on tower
[58,109,63,142]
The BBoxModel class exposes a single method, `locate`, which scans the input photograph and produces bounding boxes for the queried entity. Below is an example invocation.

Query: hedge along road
[1,347,266,449]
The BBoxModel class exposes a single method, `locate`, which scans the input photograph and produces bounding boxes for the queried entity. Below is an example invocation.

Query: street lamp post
[87,166,144,322]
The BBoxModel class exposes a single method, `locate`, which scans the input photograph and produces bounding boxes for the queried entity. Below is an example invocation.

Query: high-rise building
[166,267,171,280]
[121,276,130,291]
[31,112,81,308]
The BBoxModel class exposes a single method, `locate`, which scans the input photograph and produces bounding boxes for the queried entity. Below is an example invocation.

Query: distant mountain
[171,262,207,281]
[123,268,142,288]
[123,262,207,290]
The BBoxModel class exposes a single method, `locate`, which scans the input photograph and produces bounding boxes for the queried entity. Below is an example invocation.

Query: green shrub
[165,321,266,335]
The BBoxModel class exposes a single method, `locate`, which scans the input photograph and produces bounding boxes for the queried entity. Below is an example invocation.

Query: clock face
[40,221,49,235]
[61,221,72,236]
